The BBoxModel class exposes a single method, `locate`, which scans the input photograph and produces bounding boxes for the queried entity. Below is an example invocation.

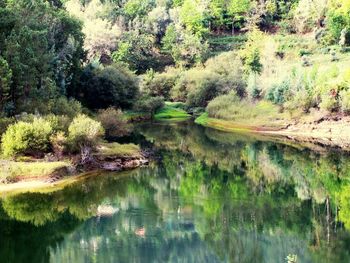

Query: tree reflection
[1,121,350,262]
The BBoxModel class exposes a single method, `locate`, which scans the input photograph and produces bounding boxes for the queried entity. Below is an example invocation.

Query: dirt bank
[199,114,350,151]
[0,151,149,193]
[265,116,350,150]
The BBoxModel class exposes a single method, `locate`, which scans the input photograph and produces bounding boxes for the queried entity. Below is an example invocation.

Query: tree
[228,0,252,32]
[65,0,121,61]
[0,56,12,108]
[162,23,209,66]
[112,30,156,72]
[75,63,139,109]
[179,0,208,36]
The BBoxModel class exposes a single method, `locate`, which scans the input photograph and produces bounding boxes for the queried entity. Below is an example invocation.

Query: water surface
[1,121,350,263]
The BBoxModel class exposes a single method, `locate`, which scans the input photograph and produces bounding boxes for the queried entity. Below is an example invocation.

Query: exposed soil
[265,116,350,150]
[0,151,150,192]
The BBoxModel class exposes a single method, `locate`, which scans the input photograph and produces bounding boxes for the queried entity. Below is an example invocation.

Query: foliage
[67,114,104,152]
[0,56,12,109]
[1,0,84,113]
[320,94,339,112]
[162,24,209,66]
[50,131,67,158]
[133,96,165,115]
[239,29,264,75]
[340,90,350,114]
[74,63,139,110]
[265,80,291,105]
[206,91,284,126]
[50,97,82,118]
[142,68,181,100]
[2,118,55,158]
[112,31,156,72]
[97,108,130,139]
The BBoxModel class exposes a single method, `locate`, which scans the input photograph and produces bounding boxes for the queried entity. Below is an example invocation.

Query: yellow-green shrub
[2,118,54,158]
[68,114,104,152]
[340,90,350,114]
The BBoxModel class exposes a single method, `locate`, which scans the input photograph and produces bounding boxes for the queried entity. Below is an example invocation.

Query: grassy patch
[154,104,191,120]
[194,112,209,125]
[195,95,291,133]
[97,142,141,158]
[0,161,70,182]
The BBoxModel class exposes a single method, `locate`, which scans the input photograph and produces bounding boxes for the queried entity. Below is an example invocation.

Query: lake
[1,120,350,263]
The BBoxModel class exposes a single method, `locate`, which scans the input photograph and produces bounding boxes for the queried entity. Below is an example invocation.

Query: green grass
[154,105,191,120]
[97,142,141,158]
[0,161,70,182]
[194,112,209,125]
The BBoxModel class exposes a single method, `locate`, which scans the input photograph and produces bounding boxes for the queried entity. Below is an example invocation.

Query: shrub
[174,70,231,108]
[97,108,130,139]
[320,94,338,112]
[284,89,313,113]
[133,96,165,115]
[340,90,350,114]
[51,97,83,118]
[265,80,291,105]
[171,52,246,103]
[2,118,54,158]
[75,63,139,110]
[0,117,15,136]
[186,72,228,108]
[142,68,181,100]
[205,51,246,97]
[68,115,104,152]
[50,131,67,158]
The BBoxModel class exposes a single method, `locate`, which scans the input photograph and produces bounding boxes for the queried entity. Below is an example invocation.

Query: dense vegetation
[0,0,350,159]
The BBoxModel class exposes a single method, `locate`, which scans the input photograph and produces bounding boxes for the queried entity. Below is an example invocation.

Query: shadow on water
[1,120,350,262]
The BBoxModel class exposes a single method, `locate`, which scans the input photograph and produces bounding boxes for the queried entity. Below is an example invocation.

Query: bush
[340,90,350,114]
[265,80,291,105]
[75,63,139,110]
[173,69,231,108]
[51,97,83,118]
[186,72,228,108]
[142,68,181,100]
[50,131,67,158]
[133,96,165,115]
[284,89,313,113]
[170,51,246,103]
[68,115,104,152]
[97,108,130,139]
[205,51,246,97]
[320,94,338,112]
[0,117,15,136]
[2,118,54,158]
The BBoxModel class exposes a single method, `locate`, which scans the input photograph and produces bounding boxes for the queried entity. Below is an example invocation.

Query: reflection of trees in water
[138,121,350,261]
[1,121,350,262]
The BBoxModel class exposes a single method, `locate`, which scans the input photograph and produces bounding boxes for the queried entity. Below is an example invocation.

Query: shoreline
[197,115,350,151]
[0,151,149,194]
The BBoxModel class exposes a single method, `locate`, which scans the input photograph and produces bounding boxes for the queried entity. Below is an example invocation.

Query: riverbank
[196,113,350,151]
[0,142,149,192]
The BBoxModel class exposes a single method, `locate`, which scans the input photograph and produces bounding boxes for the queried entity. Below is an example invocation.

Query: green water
[1,121,350,263]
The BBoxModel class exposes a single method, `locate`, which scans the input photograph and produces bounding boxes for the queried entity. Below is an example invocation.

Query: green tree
[179,0,208,36]
[0,56,12,108]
